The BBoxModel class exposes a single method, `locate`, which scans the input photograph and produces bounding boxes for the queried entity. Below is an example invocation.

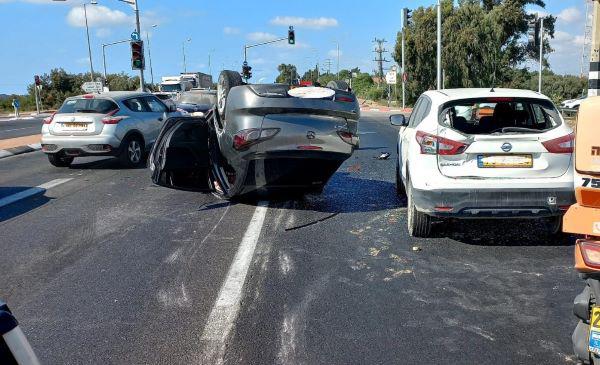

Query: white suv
[392,88,575,237]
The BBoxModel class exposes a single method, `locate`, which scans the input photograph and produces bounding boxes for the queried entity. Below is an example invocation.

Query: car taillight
[578,240,600,269]
[337,131,356,145]
[82,94,95,99]
[102,110,125,124]
[542,133,574,154]
[415,131,469,155]
[233,128,280,150]
[43,112,56,124]
[335,96,354,103]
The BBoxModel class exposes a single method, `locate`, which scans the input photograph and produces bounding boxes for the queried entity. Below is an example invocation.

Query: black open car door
[149,116,213,192]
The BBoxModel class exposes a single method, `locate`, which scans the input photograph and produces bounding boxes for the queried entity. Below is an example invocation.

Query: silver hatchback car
[41,91,177,167]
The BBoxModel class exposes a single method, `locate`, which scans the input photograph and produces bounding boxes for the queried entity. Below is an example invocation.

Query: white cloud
[247,32,278,42]
[67,5,131,28]
[223,27,240,35]
[557,7,582,24]
[270,16,338,29]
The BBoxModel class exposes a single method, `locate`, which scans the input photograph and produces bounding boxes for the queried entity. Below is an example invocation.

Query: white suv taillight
[542,133,574,154]
[43,112,56,124]
[415,131,469,155]
[101,109,124,124]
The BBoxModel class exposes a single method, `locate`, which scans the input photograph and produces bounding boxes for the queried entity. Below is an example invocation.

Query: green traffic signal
[288,26,295,45]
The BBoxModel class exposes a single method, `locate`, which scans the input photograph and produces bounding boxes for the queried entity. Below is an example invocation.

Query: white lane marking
[0,178,73,208]
[200,201,269,364]
[0,127,38,133]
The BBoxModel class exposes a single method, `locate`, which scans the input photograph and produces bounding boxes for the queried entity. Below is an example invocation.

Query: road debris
[412,246,421,252]
[376,152,390,160]
[285,212,340,231]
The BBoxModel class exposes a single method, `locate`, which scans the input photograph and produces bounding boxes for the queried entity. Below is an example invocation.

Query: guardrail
[559,107,578,123]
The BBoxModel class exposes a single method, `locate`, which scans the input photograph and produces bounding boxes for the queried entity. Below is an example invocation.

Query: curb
[0,144,41,160]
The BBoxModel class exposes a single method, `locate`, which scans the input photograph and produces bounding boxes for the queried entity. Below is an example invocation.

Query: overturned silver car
[149,71,360,198]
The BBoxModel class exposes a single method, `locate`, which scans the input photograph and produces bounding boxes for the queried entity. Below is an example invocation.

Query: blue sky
[0,0,590,94]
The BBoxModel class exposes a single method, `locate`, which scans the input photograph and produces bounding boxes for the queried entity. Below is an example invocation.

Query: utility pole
[373,38,390,88]
[436,0,442,90]
[324,59,333,75]
[582,0,593,79]
[589,0,600,96]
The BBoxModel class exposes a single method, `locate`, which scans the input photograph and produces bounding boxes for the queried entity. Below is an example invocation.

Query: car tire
[47,153,74,167]
[407,180,432,238]
[326,80,349,91]
[217,70,243,119]
[396,162,406,197]
[119,135,144,167]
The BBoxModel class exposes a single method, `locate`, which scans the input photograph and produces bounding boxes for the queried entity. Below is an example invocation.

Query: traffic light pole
[436,0,442,90]
[243,37,289,63]
[133,0,144,91]
[401,27,406,109]
[102,39,130,82]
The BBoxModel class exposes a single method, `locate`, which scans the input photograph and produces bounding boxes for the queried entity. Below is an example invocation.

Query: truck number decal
[583,178,600,188]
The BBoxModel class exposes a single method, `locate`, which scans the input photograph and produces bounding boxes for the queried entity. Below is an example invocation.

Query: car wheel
[396,161,406,198]
[119,135,144,167]
[407,180,432,238]
[217,70,243,119]
[47,153,74,167]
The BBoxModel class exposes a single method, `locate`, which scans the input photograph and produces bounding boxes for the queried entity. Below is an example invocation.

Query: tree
[393,0,555,104]
[276,64,298,84]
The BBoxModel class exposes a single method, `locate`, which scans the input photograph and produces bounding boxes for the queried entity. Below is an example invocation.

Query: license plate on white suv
[61,122,88,131]
[477,154,533,168]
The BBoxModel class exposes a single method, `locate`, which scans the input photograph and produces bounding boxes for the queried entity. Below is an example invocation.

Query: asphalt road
[0,116,43,140]
[0,112,580,364]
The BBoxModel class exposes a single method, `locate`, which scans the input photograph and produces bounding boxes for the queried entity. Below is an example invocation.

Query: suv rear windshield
[58,98,118,114]
[440,98,562,135]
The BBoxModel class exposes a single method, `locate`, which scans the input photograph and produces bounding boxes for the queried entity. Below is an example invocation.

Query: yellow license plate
[590,307,600,355]
[477,154,533,168]
[63,122,87,129]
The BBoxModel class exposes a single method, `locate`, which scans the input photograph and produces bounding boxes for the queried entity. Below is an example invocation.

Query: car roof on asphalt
[423,88,549,103]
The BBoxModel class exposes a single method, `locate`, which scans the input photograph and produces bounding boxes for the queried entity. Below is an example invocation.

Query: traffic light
[288,26,295,45]
[34,75,41,86]
[402,8,412,28]
[242,61,252,80]
[130,40,145,70]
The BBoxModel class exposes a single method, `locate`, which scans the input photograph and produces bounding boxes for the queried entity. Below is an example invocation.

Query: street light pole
[146,24,157,87]
[182,38,191,73]
[538,17,544,93]
[83,3,95,82]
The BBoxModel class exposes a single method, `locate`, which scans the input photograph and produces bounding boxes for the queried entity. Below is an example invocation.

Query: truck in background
[180,72,213,89]
[159,76,193,94]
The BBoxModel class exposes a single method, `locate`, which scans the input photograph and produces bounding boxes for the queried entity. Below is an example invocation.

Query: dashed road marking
[199,201,268,364]
[0,178,73,208]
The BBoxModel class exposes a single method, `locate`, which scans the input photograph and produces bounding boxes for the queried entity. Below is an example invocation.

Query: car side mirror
[390,114,407,127]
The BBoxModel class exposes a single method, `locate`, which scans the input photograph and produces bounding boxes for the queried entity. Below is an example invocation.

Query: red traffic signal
[34,75,41,86]
[130,41,145,70]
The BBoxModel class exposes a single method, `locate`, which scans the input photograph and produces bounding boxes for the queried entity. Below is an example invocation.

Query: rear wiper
[491,127,541,134]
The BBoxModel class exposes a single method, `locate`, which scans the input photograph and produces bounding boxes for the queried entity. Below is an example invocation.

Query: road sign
[131,31,140,41]
[385,71,397,85]
[351,72,358,78]
[81,81,103,93]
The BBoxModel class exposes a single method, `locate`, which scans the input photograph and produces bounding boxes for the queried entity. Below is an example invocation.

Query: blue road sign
[131,31,140,41]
